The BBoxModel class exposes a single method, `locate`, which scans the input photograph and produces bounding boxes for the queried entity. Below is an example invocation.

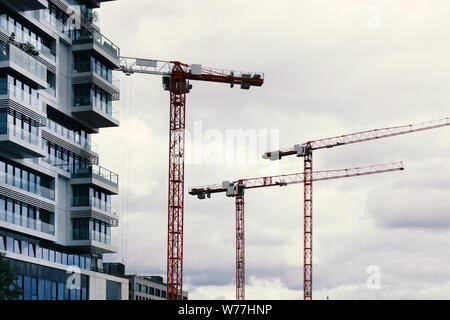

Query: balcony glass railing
[50,162,70,172]
[0,16,56,62]
[73,61,116,86]
[31,9,71,37]
[74,165,118,186]
[0,171,55,200]
[72,196,112,213]
[73,96,120,120]
[0,209,55,235]
[45,119,98,153]
[67,29,120,59]
[91,230,111,245]
[44,86,56,97]
[0,43,47,83]
[0,82,40,110]
[0,122,40,147]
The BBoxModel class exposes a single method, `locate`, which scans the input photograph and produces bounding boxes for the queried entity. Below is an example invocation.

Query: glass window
[56,251,61,264]
[136,283,141,292]
[35,244,41,259]
[28,243,35,257]
[14,239,21,253]
[58,282,64,300]
[6,164,13,185]
[29,172,36,193]
[85,256,91,270]
[42,248,49,261]
[51,281,57,300]
[0,195,4,214]
[45,279,51,300]
[6,199,13,223]
[49,250,55,262]
[64,284,69,300]
[38,278,44,300]
[15,21,22,43]
[0,161,5,183]
[22,240,28,256]
[0,235,5,250]
[0,14,7,31]
[155,289,160,297]
[79,256,85,269]
[31,278,37,300]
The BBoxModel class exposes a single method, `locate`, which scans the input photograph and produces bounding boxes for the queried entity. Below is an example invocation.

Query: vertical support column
[167,73,187,300]
[303,149,313,300]
[235,191,245,300]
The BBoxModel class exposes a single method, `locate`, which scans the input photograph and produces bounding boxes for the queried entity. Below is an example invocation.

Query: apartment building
[0,0,127,300]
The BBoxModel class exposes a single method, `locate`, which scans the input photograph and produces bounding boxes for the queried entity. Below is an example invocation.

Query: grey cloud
[96,0,450,299]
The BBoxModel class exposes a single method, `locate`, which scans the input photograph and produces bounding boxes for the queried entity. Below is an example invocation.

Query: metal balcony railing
[73,165,118,186]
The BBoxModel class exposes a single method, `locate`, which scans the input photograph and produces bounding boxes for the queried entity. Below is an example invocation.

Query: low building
[104,262,188,300]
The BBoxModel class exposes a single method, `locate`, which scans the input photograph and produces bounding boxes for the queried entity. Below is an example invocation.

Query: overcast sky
[93,0,450,299]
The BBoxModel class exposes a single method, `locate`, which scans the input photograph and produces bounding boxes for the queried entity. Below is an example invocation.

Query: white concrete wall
[57,41,71,113]
[56,175,70,245]
[89,276,107,300]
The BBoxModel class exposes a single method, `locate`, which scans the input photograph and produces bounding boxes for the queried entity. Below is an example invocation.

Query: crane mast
[118,56,263,300]
[262,116,450,300]
[189,162,404,299]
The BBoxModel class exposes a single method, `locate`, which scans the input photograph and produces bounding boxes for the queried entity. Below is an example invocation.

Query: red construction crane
[189,162,405,300]
[118,57,264,300]
[262,116,450,300]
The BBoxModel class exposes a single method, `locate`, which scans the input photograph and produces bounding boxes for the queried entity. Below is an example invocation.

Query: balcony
[0,80,45,114]
[43,119,99,162]
[70,196,118,228]
[0,0,47,11]
[71,165,119,195]
[67,237,116,254]
[0,17,56,63]
[0,83,47,128]
[0,209,55,239]
[72,61,120,98]
[0,171,55,201]
[0,122,47,158]
[72,96,120,129]
[69,29,120,68]
[0,43,47,88]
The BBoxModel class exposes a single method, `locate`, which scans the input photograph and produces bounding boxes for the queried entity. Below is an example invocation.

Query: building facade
[103,263,188,301]
[0,0,127,300]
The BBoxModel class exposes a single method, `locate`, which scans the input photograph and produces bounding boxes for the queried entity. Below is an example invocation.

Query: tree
[18,42,39,57]
[8,32,40,57]
[0,252,23,300]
